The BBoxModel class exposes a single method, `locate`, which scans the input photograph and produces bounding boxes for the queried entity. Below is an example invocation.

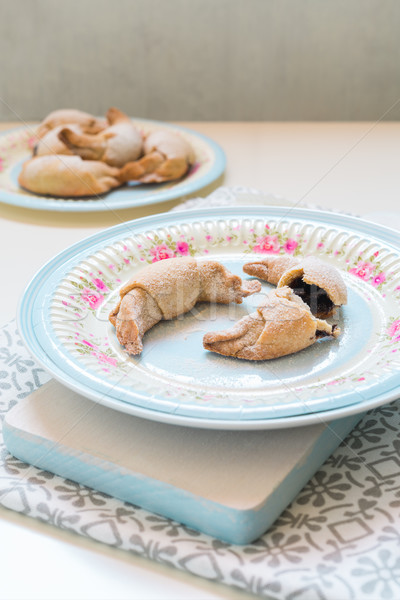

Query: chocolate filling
[316,324,338,339]
[289,277,334,318]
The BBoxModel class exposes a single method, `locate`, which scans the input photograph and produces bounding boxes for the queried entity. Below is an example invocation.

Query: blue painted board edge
[3,412,363,545]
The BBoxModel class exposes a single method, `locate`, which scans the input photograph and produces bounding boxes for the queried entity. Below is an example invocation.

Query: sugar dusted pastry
[203,286,340,361]
[59,107,143,168]
[243,255,299,286]
[18,155,121,197]
[278,257,347,317]
[36,109,106,139]
[119,130,195,183]
[34,124,84,157]
[243,256,347,318]
[109,257,261,355]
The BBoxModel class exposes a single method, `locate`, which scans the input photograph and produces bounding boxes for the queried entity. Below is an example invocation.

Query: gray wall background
[1,0,400,122]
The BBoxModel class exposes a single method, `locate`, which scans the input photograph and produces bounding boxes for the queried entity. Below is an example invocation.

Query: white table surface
[0,120,399,600]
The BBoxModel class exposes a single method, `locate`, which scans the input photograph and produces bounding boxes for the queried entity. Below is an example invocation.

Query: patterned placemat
[2,320,400,599]
[2,188,400,599]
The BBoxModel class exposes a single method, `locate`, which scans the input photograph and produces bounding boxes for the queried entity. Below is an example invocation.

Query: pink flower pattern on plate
[82,339,95,348]
[149,243,176,262]
[283,239,298,254]
[349,261,376,281]
[92,278,109,292]
[96,352,118,367]
[81,288,104,310]
[371,272,386,287]
[253,235,281,254]
[388,319,400,340]
[176,241,189,256]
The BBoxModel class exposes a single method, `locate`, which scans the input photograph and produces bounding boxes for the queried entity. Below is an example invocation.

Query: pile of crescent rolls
[19,108,195,198]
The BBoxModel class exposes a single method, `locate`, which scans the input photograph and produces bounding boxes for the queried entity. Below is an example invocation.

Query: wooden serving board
[3,380,362,545]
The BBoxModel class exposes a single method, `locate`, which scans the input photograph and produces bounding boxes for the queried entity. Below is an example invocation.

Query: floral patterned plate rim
[0,120,225,212]
[17,206,400,429]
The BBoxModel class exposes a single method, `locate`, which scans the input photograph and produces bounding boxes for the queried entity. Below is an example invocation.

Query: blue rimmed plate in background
[0,119,225,211]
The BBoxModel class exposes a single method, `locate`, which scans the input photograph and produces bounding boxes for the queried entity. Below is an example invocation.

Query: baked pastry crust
[18,155,121,197]
[34,124,84,157]
[203,286,339,361]
[243,255,299,285]
[58,107,143,168]
[109,257,261,355]
[119,130,195,183]
[36,109,106,139]
[243,256,347,318]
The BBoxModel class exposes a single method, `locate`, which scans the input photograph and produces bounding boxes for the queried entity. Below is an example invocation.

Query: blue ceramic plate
[17,207,400,429]
[0,120,225,211]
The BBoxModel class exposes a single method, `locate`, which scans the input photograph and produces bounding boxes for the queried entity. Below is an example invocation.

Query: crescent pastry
[119,130,195,183]
[109,257,261,355]
[34,124,84,157]
[203,286,340,361]
[36,109,106,139]
[18,155,121,197]
[243,255,299,285]
[243,256,347,318]
[58,107,143,168]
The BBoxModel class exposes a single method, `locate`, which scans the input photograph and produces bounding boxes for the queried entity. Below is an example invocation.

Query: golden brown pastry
[243,256,299,286]
[203,286,340,361]
[33,124,83,157]
[36,109,106,139]
[109,257,261,355]
[119,130,195,183]
[243,256,347,318]
[18,155,121,197]
[58,107,143,168]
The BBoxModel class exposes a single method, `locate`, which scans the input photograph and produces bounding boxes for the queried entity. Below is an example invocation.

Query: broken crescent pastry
[109,257,261,355]
[18,155,121,197]
[119,130,195,183]
[203,286,340,361]
[243,255,299,286]
[243,256,347,318]
[36,109,106,139]
[59,107,143,168]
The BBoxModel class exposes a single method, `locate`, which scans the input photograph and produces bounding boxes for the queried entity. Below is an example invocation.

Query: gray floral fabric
[2,320,400,599]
